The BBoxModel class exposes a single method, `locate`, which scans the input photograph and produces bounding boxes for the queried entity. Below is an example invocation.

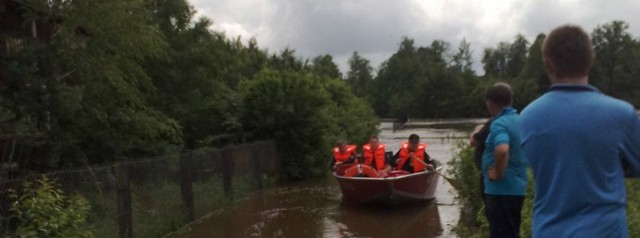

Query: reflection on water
[168,179,340,238]
[168,179,442,238]
[327,201,443,237]
[168,119,484,238]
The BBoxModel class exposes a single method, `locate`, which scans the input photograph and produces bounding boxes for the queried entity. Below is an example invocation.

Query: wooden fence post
[221,146,234,199]
[179,151,195,222]
[251,142,262,190]
[116,164,132,238]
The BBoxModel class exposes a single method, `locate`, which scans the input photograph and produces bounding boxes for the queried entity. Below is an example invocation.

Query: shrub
[240,70,377,180]
[8,176,93,238]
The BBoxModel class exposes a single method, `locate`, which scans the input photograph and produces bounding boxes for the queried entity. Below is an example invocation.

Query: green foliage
[476,34,541,111]
[373,37,473,118]
[322,77,379,145]
[144,2,257,148]
[309,55,342,79]
[8,176,93,238]
[1,0,182,168]
[627,179,640,237]
[363,22,640,116]
[240,70,334,179]
[240,69,377,179]
[450,38,475,75]
[519,34,548,94]
[346,51,374,99]
[447,142,484,237]
[591,21,640,104]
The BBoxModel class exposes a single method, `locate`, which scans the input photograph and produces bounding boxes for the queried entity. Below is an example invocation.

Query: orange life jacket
[333,145,356,163]
[396,141,428,172]
[362,143,387,170]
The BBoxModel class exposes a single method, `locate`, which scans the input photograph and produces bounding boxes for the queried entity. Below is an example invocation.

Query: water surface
[169,119,485,238]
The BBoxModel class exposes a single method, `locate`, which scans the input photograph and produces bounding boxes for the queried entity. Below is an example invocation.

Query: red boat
[333,160,442,204]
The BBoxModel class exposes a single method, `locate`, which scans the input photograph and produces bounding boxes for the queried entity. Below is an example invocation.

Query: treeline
[2,0,640,180]
[0,0,377,180]
[353,20,640,118]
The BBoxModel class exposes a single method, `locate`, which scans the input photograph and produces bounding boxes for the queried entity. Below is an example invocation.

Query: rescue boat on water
[333,160,442,205]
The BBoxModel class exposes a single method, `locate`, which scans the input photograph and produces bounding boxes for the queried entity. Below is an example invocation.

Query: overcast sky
[190,0,640,75]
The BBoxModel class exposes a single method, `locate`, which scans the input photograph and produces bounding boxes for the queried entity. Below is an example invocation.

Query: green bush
[627,179,640,237]
[451,143,639,238]
[8,176,93,238]
[240,70,377,180]
[448,142,486,238]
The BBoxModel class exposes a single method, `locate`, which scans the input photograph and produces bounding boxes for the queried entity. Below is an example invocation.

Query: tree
[0,0,182,168]
[269,48,304,72]
[591,21,639,102]
[506,34,529,79]
[482,42,510,79]
[519,34,548,94]
[345,51,374,99]
[240,70,334,180]
[309,55,341,79]
[482,35,529,81]
[144,0,260,148]
[450,38,474,75]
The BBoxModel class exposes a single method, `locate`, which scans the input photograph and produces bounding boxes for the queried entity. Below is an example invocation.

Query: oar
[412,155,461,190]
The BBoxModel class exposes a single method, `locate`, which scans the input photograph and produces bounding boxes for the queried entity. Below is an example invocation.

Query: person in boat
[331,140,356,171]
[519,25,640,238]
[392,134,434,173]
[362,135,392,175]
[481,82,527,238]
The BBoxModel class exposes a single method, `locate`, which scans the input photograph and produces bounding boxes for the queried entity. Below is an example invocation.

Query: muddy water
[168,119,485,238]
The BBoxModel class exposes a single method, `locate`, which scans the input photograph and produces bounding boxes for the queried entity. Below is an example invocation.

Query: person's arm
[487,120,510,181]
[471,119,493,147]
[470,125,484,147]
[381,164,392,173]
[621,109,640,177]
[422,152,435,170]
[489,144,509,180]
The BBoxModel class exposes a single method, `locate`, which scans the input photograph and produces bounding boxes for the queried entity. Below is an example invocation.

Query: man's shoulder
[598,94,635,111]
[491,113,517,127]
[520,95,552,117]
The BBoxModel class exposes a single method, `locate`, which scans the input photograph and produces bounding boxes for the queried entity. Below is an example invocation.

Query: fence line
[0,140,279,237]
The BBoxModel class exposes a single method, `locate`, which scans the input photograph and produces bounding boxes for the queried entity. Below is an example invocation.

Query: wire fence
[0,140,279,238]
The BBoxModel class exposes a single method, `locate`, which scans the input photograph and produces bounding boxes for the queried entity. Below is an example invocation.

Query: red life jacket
[396,141,428,172]
[333,145,356,163]
[362,143,387,170]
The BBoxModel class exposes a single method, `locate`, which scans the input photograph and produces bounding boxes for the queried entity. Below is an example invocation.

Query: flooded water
[168,119,485,238]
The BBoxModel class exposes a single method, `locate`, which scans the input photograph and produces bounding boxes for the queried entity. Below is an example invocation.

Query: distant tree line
[351,20,640,118]
[1,0,639,180]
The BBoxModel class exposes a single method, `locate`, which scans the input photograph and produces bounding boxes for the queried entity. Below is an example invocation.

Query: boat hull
[333,160,441,204]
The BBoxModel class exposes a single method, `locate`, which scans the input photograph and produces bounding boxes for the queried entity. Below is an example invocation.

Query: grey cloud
[192,0,640,75]
[260,0,423,57]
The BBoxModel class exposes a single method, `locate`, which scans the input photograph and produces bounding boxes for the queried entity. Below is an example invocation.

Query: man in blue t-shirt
[519,25,640,238]
[482,82,528,238]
